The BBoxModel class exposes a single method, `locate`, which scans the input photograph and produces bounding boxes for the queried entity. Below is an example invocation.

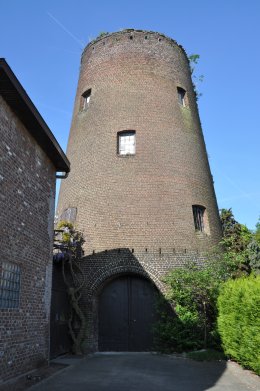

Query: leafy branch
[188,54,204,100]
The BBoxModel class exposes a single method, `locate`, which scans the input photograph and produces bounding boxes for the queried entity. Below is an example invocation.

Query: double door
[98,275,157,351]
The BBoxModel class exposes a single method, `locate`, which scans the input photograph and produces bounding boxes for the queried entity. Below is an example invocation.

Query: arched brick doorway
[98,275,158,351]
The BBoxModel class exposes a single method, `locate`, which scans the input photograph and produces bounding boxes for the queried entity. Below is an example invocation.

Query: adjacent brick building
[57,30,222,352]
[0,59,70,381]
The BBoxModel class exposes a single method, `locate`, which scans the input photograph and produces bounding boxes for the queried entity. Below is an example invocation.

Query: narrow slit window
[81,89,91,110]
[177,87,186,107]
[118,131,136,155]
[192,205,205,232]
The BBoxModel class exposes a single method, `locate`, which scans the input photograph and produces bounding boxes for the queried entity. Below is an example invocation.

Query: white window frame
[118,131,136,155]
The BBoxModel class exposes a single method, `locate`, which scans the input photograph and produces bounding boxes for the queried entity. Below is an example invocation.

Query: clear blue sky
[1,0,259,229]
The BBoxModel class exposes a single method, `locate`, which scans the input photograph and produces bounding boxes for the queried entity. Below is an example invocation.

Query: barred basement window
[192,205,206,232]
[81,89,91,110]
[0,262,21,309]
[117,131,136,155]
[177,87,186,107]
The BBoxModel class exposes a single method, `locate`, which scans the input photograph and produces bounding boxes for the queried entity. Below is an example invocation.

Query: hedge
[217,275,260,374]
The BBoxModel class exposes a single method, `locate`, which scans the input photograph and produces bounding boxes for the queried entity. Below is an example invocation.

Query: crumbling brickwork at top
[57,29,222,255]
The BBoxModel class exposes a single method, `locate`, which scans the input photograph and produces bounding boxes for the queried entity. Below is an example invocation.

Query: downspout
[56,172,69,179]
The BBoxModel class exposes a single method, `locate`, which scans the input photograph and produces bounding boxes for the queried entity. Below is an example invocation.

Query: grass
[186,349,227,362]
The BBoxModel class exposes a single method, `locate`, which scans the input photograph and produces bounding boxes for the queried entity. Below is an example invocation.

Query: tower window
[177,87,186,106]
[117,131,136,155]
[81,89,91,110]
[60,207,77,223]
[192,205,205,232]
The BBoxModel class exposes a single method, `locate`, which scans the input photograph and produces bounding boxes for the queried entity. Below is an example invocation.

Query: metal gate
[98,275,158,351]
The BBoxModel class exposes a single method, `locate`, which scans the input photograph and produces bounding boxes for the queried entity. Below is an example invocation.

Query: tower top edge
[82,29,188,59]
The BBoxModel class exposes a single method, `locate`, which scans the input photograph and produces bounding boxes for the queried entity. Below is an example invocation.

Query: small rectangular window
[177,87,186,107]
[0,262,21,309]
[81,89,91,110]
[192,205,205,232]
[118,131,136,155]
[60,207,77,223]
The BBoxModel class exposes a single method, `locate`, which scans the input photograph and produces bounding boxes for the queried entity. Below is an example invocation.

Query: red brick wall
[58,30,222,254]
[57,30,222,351]
[0,96,56,381]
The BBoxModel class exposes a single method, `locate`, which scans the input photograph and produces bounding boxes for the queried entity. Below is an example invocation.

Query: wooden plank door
[98,276,157,351]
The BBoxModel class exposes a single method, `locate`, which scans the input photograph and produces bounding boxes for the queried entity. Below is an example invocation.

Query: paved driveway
[31,353,259,391]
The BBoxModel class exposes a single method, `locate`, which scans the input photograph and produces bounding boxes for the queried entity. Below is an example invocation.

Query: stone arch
[87,262,166,299]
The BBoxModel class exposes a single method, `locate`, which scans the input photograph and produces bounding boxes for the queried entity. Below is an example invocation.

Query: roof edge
[0,58,70,173]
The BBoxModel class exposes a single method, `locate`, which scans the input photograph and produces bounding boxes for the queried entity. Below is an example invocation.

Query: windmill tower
[57,30,222,352]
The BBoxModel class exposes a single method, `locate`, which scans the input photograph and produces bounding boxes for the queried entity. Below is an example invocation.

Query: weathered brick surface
[77,248,207,351]
[57,30,222,351]
[0,96,56,381]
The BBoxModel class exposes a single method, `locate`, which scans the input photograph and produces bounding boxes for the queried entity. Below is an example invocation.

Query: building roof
[0,59,70,173]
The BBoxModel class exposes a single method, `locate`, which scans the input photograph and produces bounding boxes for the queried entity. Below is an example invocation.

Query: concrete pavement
[30,352,259,391]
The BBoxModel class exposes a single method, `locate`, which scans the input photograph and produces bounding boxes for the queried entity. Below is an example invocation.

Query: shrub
[154,257,236,352]
[217,275,260,375]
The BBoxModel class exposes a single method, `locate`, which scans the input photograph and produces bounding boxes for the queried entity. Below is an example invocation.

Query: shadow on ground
[26,352,257,391]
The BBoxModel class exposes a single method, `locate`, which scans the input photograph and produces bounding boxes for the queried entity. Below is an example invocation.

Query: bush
[154,257,236,353]
[217,275,260,375]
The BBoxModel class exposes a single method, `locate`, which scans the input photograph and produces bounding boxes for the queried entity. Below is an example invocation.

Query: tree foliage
[155,209,260,354]
[220,208,260,275]
[220,208,252,252]
[255,217,260,244]
[154,255,237,352]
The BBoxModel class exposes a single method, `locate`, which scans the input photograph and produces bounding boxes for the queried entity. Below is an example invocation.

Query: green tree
[220,208,252,252]
[247,240,260,274]
[255,217,260,244]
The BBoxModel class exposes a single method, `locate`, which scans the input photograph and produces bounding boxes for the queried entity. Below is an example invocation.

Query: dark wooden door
[50,264,71,358]
[98,276,158,351]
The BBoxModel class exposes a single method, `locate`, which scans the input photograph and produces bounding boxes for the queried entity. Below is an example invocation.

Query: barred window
[192,205,205,232]
[0,262,21,309]
[117,131,136,155]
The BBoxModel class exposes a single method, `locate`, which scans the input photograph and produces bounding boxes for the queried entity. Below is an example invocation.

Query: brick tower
[57,29,222,352]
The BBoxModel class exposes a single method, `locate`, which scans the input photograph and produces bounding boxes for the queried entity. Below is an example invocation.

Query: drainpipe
[56,172,69,179]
